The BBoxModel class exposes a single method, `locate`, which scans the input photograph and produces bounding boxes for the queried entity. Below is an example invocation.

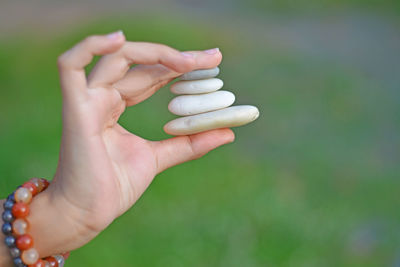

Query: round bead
[30,178,45,193]
[10,247,21,258]
[12,203,30,218]
[4,235,16,247]
[61,252,70,260]
[2,210,14,222]
[44,261,51,267]
[13,218,30,235]
[53,255,64,267]
[44,256,58,267]
[13,257,27,267]
[28,259,46,267]
[3,199,14,210]
[41,179,50,190]
[22,182,38,196]
[2,222,13,235]
[16,234,34,250]
[15,188,32,204]
[21,248,39,265]
[7,192,16,202]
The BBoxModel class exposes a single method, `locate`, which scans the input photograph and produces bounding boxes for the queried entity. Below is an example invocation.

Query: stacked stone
[164,67,259,136]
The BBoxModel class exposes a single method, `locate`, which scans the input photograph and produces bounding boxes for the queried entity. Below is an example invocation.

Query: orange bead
[15,187,32,204]
[16,234,34,250]
[30,178,45,193]
[28,259,46,267]
[41,179,50,190]
[62,251,70,260]
[13,218,29,235]
[44,256,58,267]
[12,202,30,218]
[23,182,38,196]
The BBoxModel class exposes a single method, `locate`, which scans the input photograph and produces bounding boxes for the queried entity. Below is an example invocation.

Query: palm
[107,125,156,210]
[102,124,157,217]
[93,85,166,213]
[57,77,173,231]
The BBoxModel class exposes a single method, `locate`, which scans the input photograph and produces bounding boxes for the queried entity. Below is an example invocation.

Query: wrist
[2,178,98,266]
[28,183,97,257]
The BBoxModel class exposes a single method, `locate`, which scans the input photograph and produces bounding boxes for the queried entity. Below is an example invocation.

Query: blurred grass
[0,10,399,267]
[242,0,400,15]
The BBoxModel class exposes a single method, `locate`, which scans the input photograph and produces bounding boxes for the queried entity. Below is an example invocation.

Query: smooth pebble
[164,105,259,135]
[170,78,223,95]
[168,90,235,116]
[180,67,220,80]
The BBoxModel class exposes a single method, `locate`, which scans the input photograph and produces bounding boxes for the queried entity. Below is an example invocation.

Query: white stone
[170,78,223,95]
[168,90,235,116]
[164,105,260,135]
[180,67,220,80]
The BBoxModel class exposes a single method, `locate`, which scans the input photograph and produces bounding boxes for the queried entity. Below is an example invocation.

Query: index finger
[57,31,125,101]
[88,43,222,88]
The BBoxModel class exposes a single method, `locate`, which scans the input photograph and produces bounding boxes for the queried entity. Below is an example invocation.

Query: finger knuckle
[152,43,173,55]
[83,35,97,45]
[164,46,177,57]
[82,36,92,42]
[155,43,170,50]
[90,34,109,44]
[186,136,199,159]
[57,53,69,68]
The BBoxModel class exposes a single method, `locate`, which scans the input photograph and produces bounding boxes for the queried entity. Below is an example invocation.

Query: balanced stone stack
[164,67,259,136]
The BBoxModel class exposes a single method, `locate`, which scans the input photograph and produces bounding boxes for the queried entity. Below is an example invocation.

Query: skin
[0,31,234,266]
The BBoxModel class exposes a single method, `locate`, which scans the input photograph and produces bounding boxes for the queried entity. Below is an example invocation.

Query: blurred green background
[0,0,399,266]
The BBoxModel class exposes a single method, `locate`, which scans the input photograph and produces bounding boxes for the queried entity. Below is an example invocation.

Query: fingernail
[204,48,220,55]
[107,30,124,40]
[181,52,194,58]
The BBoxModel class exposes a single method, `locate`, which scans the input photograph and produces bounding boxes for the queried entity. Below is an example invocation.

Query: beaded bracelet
[2,178,69,267]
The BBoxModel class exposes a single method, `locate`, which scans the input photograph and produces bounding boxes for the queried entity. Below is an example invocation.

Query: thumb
[151,128,235,173]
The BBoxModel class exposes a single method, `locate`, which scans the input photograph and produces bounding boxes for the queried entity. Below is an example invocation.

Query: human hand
[27,31,234,257]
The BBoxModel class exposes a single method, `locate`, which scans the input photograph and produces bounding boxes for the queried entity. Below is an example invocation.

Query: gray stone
[180,67,220,80]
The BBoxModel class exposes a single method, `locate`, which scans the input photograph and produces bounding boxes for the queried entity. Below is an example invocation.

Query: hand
[27,31,234,257]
